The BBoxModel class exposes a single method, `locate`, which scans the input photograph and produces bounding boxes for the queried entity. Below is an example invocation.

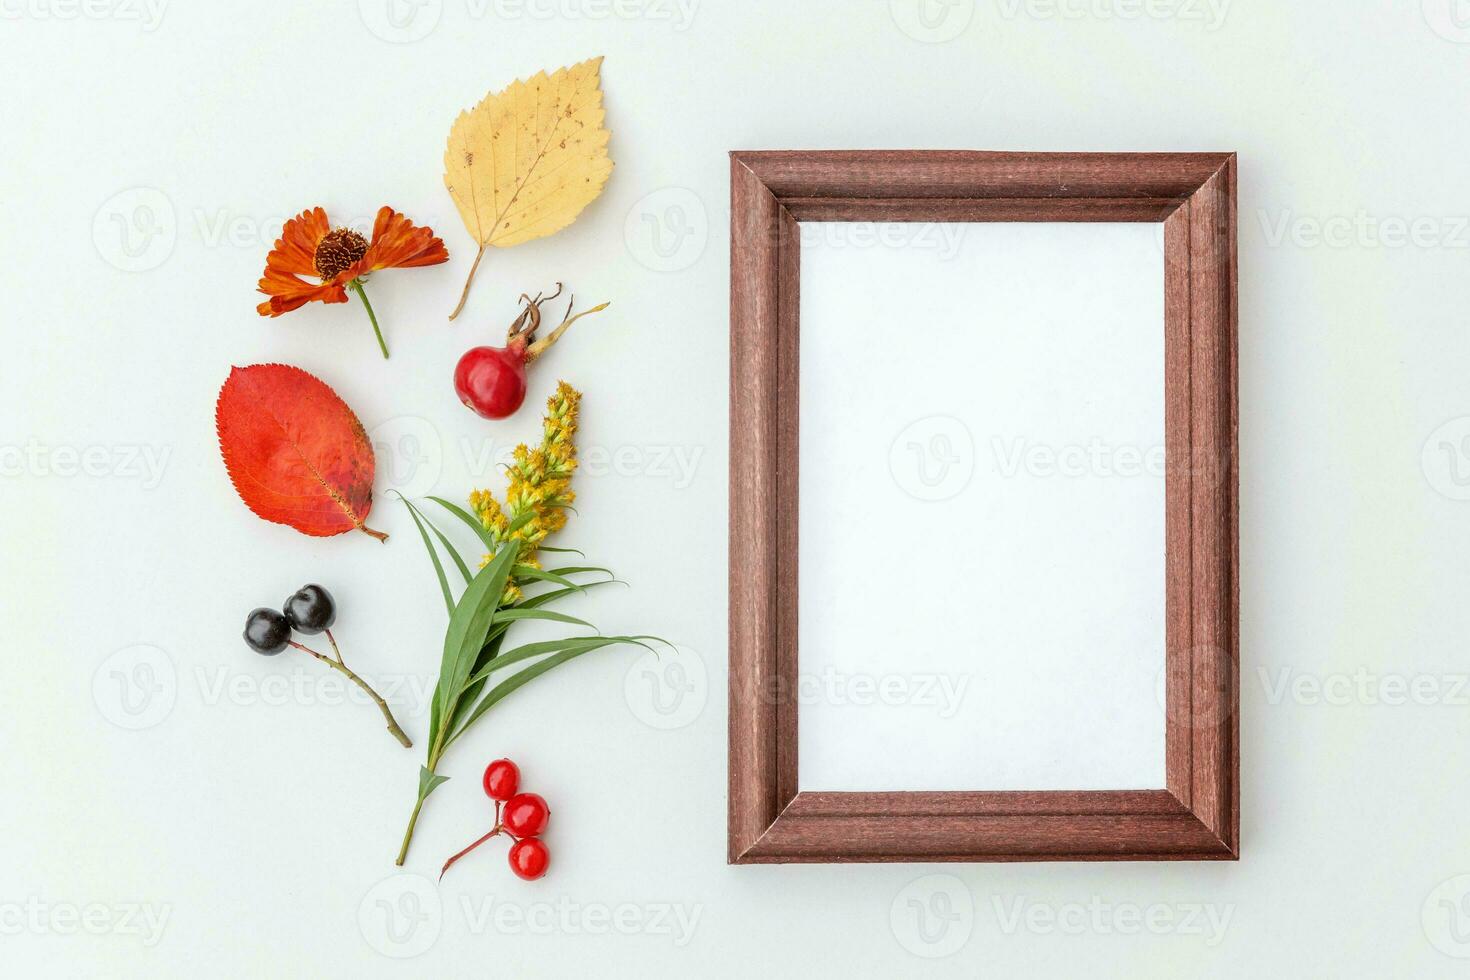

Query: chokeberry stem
[348,278,390,359]
[324,628,344,666]
[288,640,411,748]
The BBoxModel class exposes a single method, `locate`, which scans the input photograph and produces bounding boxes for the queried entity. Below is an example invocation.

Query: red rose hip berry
[482,758,520,801]
[454,345,528,420]
[508,837,550,880]
[502,792,550,837]
[452,286,609,421]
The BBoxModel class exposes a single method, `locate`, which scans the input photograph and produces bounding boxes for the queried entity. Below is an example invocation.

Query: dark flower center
[314,228,369,281]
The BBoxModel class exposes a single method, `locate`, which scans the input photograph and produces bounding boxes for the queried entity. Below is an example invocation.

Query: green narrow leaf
[404,498,472,585]
[433,545,518,729]
[543,565,615,579]
[491,607,596,630]
[427,676,446,750]
[447,630,505,735]
[395,491,453,617]
[448,643,627,746]
[513,565,583,591]
[427,495,499,554]
[463,635,660,690]
[512,578,623,611]
[537,545,585,556]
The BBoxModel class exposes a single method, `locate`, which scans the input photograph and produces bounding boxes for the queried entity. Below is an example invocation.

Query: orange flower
[256,205,448,358]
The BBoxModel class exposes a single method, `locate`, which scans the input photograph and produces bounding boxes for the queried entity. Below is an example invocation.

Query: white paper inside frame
[797,222,1167,792]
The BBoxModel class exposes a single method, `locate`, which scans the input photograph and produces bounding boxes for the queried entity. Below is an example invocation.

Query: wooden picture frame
[728,150,1238,863]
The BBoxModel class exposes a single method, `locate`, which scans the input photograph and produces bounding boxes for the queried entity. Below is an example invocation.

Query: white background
[3,1,1470,976]
[799,223,1166,792]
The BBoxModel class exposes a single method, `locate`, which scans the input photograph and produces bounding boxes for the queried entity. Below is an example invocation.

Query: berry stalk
[290,641,412,748]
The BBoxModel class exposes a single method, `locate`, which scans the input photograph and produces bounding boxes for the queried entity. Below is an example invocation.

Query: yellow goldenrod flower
[469,381,582,603]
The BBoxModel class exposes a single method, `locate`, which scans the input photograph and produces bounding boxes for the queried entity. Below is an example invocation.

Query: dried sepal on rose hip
[241,585,411,748]
[256,206,448,359]
[454,283,608,420]
[440,759,552,881]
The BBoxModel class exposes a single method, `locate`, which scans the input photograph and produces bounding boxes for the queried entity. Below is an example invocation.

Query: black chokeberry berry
[244,607,291,655]
[284,584,336,634]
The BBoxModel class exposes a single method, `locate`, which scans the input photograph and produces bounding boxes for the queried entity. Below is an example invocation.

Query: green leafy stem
[391,493,662,866]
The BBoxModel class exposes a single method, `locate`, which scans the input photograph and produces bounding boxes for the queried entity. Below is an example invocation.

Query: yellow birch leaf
[443,57,614,319]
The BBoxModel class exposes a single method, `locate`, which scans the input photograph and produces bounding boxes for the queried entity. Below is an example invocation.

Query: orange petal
[261,207,332,279]
[354,206,449,276]
[256,267,348,316]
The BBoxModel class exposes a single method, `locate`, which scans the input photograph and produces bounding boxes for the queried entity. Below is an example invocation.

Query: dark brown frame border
[729,151,1238,863]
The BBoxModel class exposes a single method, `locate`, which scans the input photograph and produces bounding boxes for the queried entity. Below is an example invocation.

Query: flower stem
[289,641,411,748]
[349,279,389,358]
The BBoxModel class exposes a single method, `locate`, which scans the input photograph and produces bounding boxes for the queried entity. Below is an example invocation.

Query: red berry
[482,758,519,801]
[502,792,550,837]
[454,344,528,420]
[508,837,549,880]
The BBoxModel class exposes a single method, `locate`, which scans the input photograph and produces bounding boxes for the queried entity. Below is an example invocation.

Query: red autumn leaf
[216,363,386,541]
